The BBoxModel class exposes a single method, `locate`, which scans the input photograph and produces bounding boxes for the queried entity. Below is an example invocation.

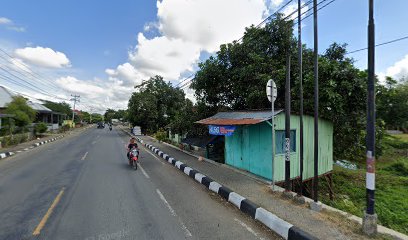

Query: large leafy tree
[377,77,408,131]
[191,15,377,161]
[128,75,185,133]
[104,109,116,123]
[5,96,36,127]
[42,100,72,117]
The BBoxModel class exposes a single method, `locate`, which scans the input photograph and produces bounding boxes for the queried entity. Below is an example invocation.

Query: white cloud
[14,46,71,68]
[383,54,408,81]
[55,76,134,112]
[8,26,25,32]
[281,1,309,21]
[105,62,144,87]
[56,76,105,98]
[0,17,25,32]
[106,0,271,104]
[128,33,201,80]
[271,0,284,6]
[156,0,267,52]
[0,17,12,25]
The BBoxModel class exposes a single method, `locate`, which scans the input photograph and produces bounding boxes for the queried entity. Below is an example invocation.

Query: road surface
[0,127,280,240]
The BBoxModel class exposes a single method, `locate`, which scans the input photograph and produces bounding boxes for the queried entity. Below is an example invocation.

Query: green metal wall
[224,113,333,181]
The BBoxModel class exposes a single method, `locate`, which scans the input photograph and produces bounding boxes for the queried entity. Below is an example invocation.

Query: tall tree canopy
[128,75,185,133]
[42,100,72,117]
[377,77,408,131]
[191,15,376,161]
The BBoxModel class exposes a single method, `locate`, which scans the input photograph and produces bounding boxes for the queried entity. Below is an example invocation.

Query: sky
[0,0,407,113]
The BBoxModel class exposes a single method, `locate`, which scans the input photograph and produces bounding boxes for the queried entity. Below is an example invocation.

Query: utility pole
[284,52,291,193]
[296,0,305,204]
[311,0,322,211]
[70,95,80,122]
[89,107,95,124]
[363,0,377,235]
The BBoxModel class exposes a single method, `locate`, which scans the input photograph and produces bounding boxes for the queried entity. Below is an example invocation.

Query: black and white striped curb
[132,136,317,240]
[32,135,64,147]
[0,152,14,159]
[0,135,65,159]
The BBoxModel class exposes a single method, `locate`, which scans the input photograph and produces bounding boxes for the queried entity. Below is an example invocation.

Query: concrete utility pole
[310,0,322,212]
[295,0,305,204]
[363,0,378,235]
[284,52,291,193]
[70,95,80,122]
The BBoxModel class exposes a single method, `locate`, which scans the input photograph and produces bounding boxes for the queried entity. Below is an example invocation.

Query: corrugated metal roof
[0,86,16,108]
[28,102,52,112]
[196,110,283,125]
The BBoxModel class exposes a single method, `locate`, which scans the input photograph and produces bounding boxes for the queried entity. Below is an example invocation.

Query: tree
[128,75,185,133]
[5,96,36,128]
[104,109,116,123]
[42,100,72,117]
[91,113,103,123]
[377,78,408,131]
[191,16,379,161]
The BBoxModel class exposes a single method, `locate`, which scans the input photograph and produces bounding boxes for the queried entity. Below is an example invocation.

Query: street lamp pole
[363,0,378,235]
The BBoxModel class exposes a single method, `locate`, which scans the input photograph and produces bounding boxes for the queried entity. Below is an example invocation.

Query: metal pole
[285,52,291,191]
[363,0,377,235]
[272,88,275,190]
[298,0,304,197]
[313,0,319,202]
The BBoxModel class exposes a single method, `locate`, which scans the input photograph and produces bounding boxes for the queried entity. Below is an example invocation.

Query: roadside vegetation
[121,14,408,234]
[320,134,408,235]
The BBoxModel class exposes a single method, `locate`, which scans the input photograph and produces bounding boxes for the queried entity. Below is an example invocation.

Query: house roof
[196,110,283,125]
[0,86,16,108]
[27,102,53,113]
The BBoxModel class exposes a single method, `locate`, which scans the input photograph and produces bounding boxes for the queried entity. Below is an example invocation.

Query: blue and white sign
[209,125,236,136]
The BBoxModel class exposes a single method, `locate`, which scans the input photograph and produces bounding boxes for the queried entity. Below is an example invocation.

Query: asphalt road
[0,127,280,240]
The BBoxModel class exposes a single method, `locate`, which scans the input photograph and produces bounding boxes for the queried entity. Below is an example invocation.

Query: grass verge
[320,134,408,235]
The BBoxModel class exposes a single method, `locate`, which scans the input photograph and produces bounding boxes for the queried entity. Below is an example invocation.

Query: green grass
[320,134,408,235]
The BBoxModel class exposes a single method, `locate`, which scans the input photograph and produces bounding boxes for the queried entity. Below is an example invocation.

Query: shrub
[35,122,48,136]
[155,129,167,142]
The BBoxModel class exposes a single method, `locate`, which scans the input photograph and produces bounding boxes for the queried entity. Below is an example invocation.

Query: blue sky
[0,0,407,111]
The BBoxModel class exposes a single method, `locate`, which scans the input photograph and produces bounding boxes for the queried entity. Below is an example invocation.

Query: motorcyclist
[126,137,139,160]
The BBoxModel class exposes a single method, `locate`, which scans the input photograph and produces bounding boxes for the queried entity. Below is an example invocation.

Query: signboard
[209,125,236,136]
[266,79,277,103]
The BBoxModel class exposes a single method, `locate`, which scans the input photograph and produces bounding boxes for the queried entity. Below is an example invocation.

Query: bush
[385,161,408,176]
[155,129,167,142]
[35,122,48,136]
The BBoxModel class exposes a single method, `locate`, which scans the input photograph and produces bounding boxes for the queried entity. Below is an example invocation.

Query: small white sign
[266,79,277,102]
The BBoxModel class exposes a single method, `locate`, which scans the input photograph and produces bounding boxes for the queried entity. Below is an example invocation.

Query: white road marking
[138,164,150,178]
[234,218,265,240]
[156,189,192,238]
[143,148,165,165]
[81,152,88,160]
[156,189,176,216]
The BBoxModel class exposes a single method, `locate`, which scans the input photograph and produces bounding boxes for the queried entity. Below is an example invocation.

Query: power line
[176,0,335,91]
[0,66,65,100]
[293,0,336,26]
[175,0,297,89]
[347,35,408,54]
[0,48,63,92]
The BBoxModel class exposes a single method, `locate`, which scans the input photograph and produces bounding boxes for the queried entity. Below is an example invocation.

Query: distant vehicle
[132,126,142,136]
[97,122,105,129]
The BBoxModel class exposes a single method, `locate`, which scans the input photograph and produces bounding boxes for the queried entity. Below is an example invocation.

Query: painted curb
[0,125,94,159]
[123,130,317,240]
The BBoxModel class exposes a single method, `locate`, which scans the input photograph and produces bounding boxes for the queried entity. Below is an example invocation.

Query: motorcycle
[128,148,139,170]
[109,126,112,131]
